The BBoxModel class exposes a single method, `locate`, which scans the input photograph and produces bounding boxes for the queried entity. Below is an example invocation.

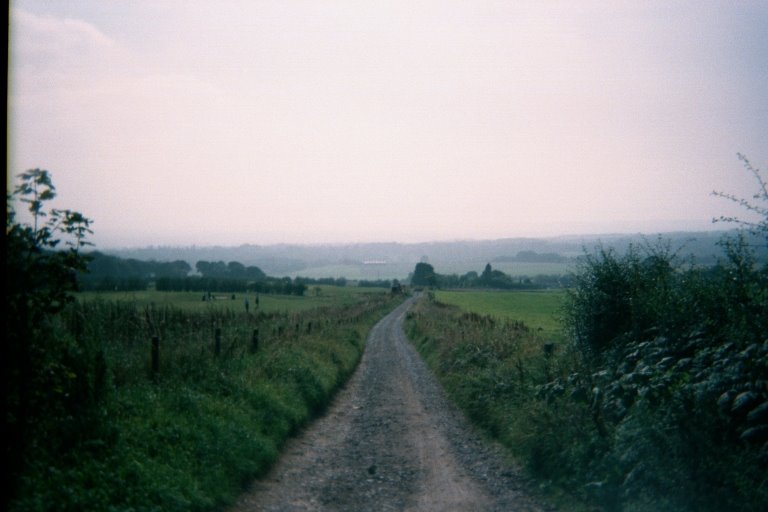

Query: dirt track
[230,298,552,511]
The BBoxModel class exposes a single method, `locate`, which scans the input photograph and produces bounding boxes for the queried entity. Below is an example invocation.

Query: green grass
[76,285,387,314]
[404,297,572,510]
[11,290,402,512]
[434,289,566,342]
[286,261,571,281]
[289,263,411,280]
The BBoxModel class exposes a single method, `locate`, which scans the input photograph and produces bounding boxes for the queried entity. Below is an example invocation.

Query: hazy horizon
[93,225,736,252]
[8,1,767,249]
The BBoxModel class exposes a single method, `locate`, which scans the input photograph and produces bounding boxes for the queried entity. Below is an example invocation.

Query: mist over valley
[100,229,754,281]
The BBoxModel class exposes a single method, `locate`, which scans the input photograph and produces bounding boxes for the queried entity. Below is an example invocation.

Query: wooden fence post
[542,342,555,381]
[151,335,159,377]
[251,328,259,353]
[215,327,222,356]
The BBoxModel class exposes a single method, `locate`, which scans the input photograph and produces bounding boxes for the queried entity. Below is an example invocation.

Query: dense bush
[406,238,768,510]
[544,234,768,510]
[538,157,768,509]
[563,240,687,360]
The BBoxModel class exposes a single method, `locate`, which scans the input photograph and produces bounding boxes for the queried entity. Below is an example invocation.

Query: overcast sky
[8,1,768,248]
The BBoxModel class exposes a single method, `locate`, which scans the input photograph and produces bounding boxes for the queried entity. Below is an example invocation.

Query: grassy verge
[404,294,589,510]
[11,290,402,512]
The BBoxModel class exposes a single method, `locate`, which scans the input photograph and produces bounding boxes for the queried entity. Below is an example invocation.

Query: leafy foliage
[544,234,768,510]
[410,261,438,286]
[5,169,95,505]
[563,239,685,361]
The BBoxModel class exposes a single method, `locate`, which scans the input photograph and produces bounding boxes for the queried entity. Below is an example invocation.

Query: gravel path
[229,298,553,512]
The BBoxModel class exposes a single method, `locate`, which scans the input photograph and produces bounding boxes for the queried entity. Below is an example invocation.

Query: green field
[76,285,389,314]
[437,261,571,278]
[284,261,571,281]
[489,261,571,277]
[434,289,566,342]
[288,263,410,280]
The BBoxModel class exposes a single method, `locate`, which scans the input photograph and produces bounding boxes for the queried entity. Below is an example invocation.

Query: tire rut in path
[230,298,551,512]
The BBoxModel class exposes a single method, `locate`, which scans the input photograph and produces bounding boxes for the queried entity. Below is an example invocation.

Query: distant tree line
[195,260,266,280]
[79,253,307,295]
[79,252,191,291]
[410,262,571,289]
[493,250,571,263]
[81,252,570,294]
[294,276,348,287]
[155,276,306,296]
[358,279,394,288]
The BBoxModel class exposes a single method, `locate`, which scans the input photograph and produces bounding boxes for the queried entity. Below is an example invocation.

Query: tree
[227,260,246,277]
[411,262,437,287]
[196,260,228,277]
[245,265,266,280]
[480,263,493,283]
[159,260,192,278]
[6,169,94,504]
[6,169,94,317]
[713,153,768,244]
[478,263,515,289]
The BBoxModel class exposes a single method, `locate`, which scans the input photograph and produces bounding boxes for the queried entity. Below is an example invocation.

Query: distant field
[76,285,390,314]
[287,261,571,281]
[488,261,571,277]
[288,263,413,281]
[434,289,566,342]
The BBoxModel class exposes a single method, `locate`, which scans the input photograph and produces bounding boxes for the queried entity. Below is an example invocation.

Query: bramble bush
[541,232,768,510]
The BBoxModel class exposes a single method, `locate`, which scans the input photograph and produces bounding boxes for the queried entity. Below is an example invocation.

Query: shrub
[5,170,97,505]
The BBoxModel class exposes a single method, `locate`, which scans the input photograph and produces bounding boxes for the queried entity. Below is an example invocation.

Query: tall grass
[76,285,385,314]
[10,291,401,512]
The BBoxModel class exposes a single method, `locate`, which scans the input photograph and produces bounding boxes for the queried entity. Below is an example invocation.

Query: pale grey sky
[8,1,768,248]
